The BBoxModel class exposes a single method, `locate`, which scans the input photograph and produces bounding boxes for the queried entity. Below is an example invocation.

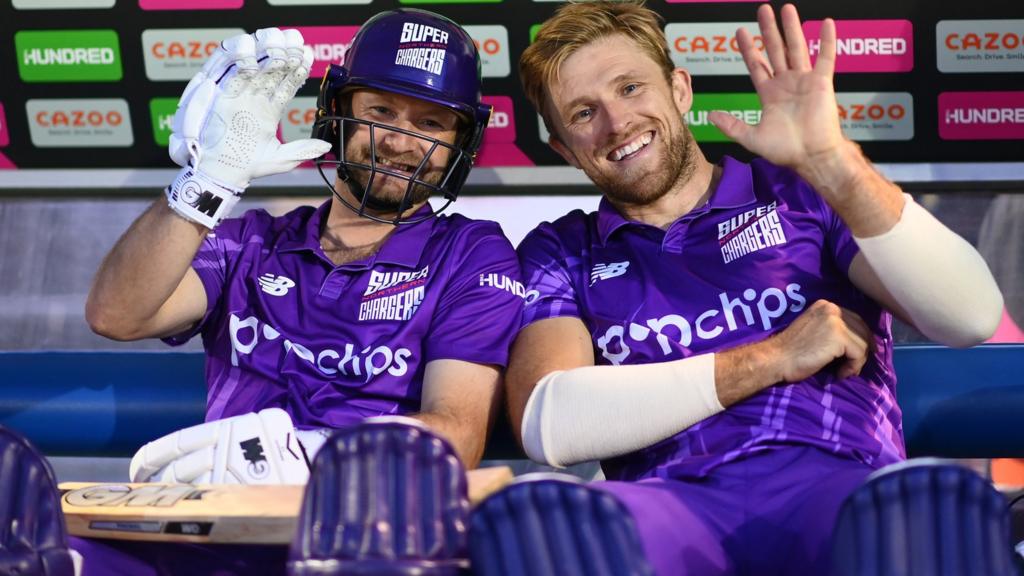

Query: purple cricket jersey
[518,156,905,482]
[164,199,524,429]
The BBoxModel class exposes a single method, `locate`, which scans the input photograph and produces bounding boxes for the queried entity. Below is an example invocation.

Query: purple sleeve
[517,224,581,329]
[160,214,251,346]
[423,224,523,367]
[812,187,861,275]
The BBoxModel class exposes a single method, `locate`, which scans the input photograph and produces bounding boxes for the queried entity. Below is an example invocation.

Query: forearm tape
[855,195,1003,347]
[520,354,722,468]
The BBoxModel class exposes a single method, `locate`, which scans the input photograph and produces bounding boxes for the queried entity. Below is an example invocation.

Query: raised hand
[709,4,844,173]
[166,28,331,229]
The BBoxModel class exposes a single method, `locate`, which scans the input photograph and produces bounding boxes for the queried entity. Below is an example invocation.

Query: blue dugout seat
[0,344,1021,459]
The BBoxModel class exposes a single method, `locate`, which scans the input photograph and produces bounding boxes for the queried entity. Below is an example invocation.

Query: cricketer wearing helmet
[468,2,1005,576]
[86,10,522,487]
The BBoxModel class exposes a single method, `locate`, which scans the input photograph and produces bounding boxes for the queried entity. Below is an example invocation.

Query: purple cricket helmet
[313,8,492,225]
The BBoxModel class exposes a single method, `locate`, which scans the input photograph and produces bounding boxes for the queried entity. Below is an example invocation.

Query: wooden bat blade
[60,466,513,544]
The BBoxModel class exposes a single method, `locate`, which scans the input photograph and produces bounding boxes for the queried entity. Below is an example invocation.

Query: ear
[548,135,581,169]
[670,67,694,116]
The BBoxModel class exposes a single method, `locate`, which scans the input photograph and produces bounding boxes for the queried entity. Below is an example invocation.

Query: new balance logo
[258,274,295,296]
[590,261,630,286]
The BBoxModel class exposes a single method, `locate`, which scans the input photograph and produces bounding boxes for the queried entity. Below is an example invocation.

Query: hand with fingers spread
[710,4,845,174]
[768,299,873,383]
[166,27,332,229]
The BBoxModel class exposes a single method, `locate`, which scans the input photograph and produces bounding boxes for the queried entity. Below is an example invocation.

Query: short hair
[519,0,674,136]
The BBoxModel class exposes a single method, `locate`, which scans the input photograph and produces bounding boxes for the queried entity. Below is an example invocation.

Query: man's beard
[586,123,696,207]
[343,141,445,213]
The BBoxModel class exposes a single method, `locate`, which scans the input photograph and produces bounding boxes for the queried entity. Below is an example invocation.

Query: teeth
[611,132,653,161]
[381,159,414,172]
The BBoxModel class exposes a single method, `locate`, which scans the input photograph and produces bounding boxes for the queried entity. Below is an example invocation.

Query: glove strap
[166,167,244,229]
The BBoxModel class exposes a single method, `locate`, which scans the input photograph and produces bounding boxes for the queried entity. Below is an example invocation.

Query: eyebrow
[559,73,638,117]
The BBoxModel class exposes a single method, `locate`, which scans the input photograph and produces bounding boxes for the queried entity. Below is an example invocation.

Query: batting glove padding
[128,408,310,485]
[166,28,331,229]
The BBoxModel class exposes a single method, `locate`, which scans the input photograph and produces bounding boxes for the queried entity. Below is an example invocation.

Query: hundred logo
[16,30,122,82]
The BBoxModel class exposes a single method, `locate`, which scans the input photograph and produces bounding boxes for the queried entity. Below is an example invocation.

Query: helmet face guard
[312,9,492,225]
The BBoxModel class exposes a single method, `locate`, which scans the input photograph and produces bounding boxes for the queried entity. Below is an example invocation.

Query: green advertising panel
[15,29,122,83]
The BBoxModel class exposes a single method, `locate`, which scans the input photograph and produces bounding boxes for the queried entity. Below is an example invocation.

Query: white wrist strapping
[166,166,243,229]
[521,353,722,468]
[854,194,1003,348]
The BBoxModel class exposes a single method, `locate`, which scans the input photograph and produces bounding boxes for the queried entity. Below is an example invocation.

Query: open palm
[711,4,844,171]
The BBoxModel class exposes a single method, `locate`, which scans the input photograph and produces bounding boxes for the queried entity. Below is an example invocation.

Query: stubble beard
[343,141,443,212]
[587,124,697,207]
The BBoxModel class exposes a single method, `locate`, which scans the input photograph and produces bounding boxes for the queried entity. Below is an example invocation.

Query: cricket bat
[59,465,513,544]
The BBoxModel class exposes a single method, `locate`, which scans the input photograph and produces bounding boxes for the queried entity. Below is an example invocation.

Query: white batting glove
[129,408,310,485]
[166,27,331,229]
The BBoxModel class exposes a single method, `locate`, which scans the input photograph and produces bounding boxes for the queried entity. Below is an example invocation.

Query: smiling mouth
[377,158,419,175]
[608,131,654,162]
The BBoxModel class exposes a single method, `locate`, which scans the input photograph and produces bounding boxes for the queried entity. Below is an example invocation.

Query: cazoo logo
[595,284,806,365]
[142,28,245,81]
[26,99,133,147]
[465,26,510,78]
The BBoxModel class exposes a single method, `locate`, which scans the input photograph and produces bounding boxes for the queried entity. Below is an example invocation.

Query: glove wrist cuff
[166,167,244,229]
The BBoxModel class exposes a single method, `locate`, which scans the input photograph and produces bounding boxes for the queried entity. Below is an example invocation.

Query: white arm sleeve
[854,195,1003,348]
[521,353,722,468]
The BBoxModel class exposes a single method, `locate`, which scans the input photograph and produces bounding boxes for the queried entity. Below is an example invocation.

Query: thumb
[708,110,754,147]
[253,138,333,178]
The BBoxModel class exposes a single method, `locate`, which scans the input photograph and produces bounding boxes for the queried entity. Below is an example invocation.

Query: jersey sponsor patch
[359,266,428,322]
[716,202,788,263]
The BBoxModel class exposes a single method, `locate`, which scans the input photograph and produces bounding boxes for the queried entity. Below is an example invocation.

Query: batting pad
[469,473,653,576]
[832,458,1017,576]
[287,417,470,575]
[0,426,75,576]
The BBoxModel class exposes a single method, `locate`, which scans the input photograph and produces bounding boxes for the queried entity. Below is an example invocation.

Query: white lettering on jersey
[595,283,806,365]
[716,202,788,263]
[359,286,425,322]
[479,273,528,298]
[228,314,412,382]
[590,261,630,286]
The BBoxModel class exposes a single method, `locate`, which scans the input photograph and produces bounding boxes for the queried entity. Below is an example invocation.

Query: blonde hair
[519,0,674,135]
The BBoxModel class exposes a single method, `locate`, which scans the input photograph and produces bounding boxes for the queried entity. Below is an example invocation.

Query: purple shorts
[69,537,287,576]
[596,446,879,576]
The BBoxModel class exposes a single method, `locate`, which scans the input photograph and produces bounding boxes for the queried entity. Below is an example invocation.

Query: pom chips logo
[666,22,765,76]
[803,20,913,73]
[27,99,133,147]
[16,30,122,83]
[939,92,1024,140]
[937,20,1024,73]
[285,26,359,79]
[465,25,510,78]
[142,28,245,81]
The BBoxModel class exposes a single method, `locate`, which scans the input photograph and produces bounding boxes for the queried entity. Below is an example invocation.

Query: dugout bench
[0,344,1022,463]
[0,344,1022,460]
